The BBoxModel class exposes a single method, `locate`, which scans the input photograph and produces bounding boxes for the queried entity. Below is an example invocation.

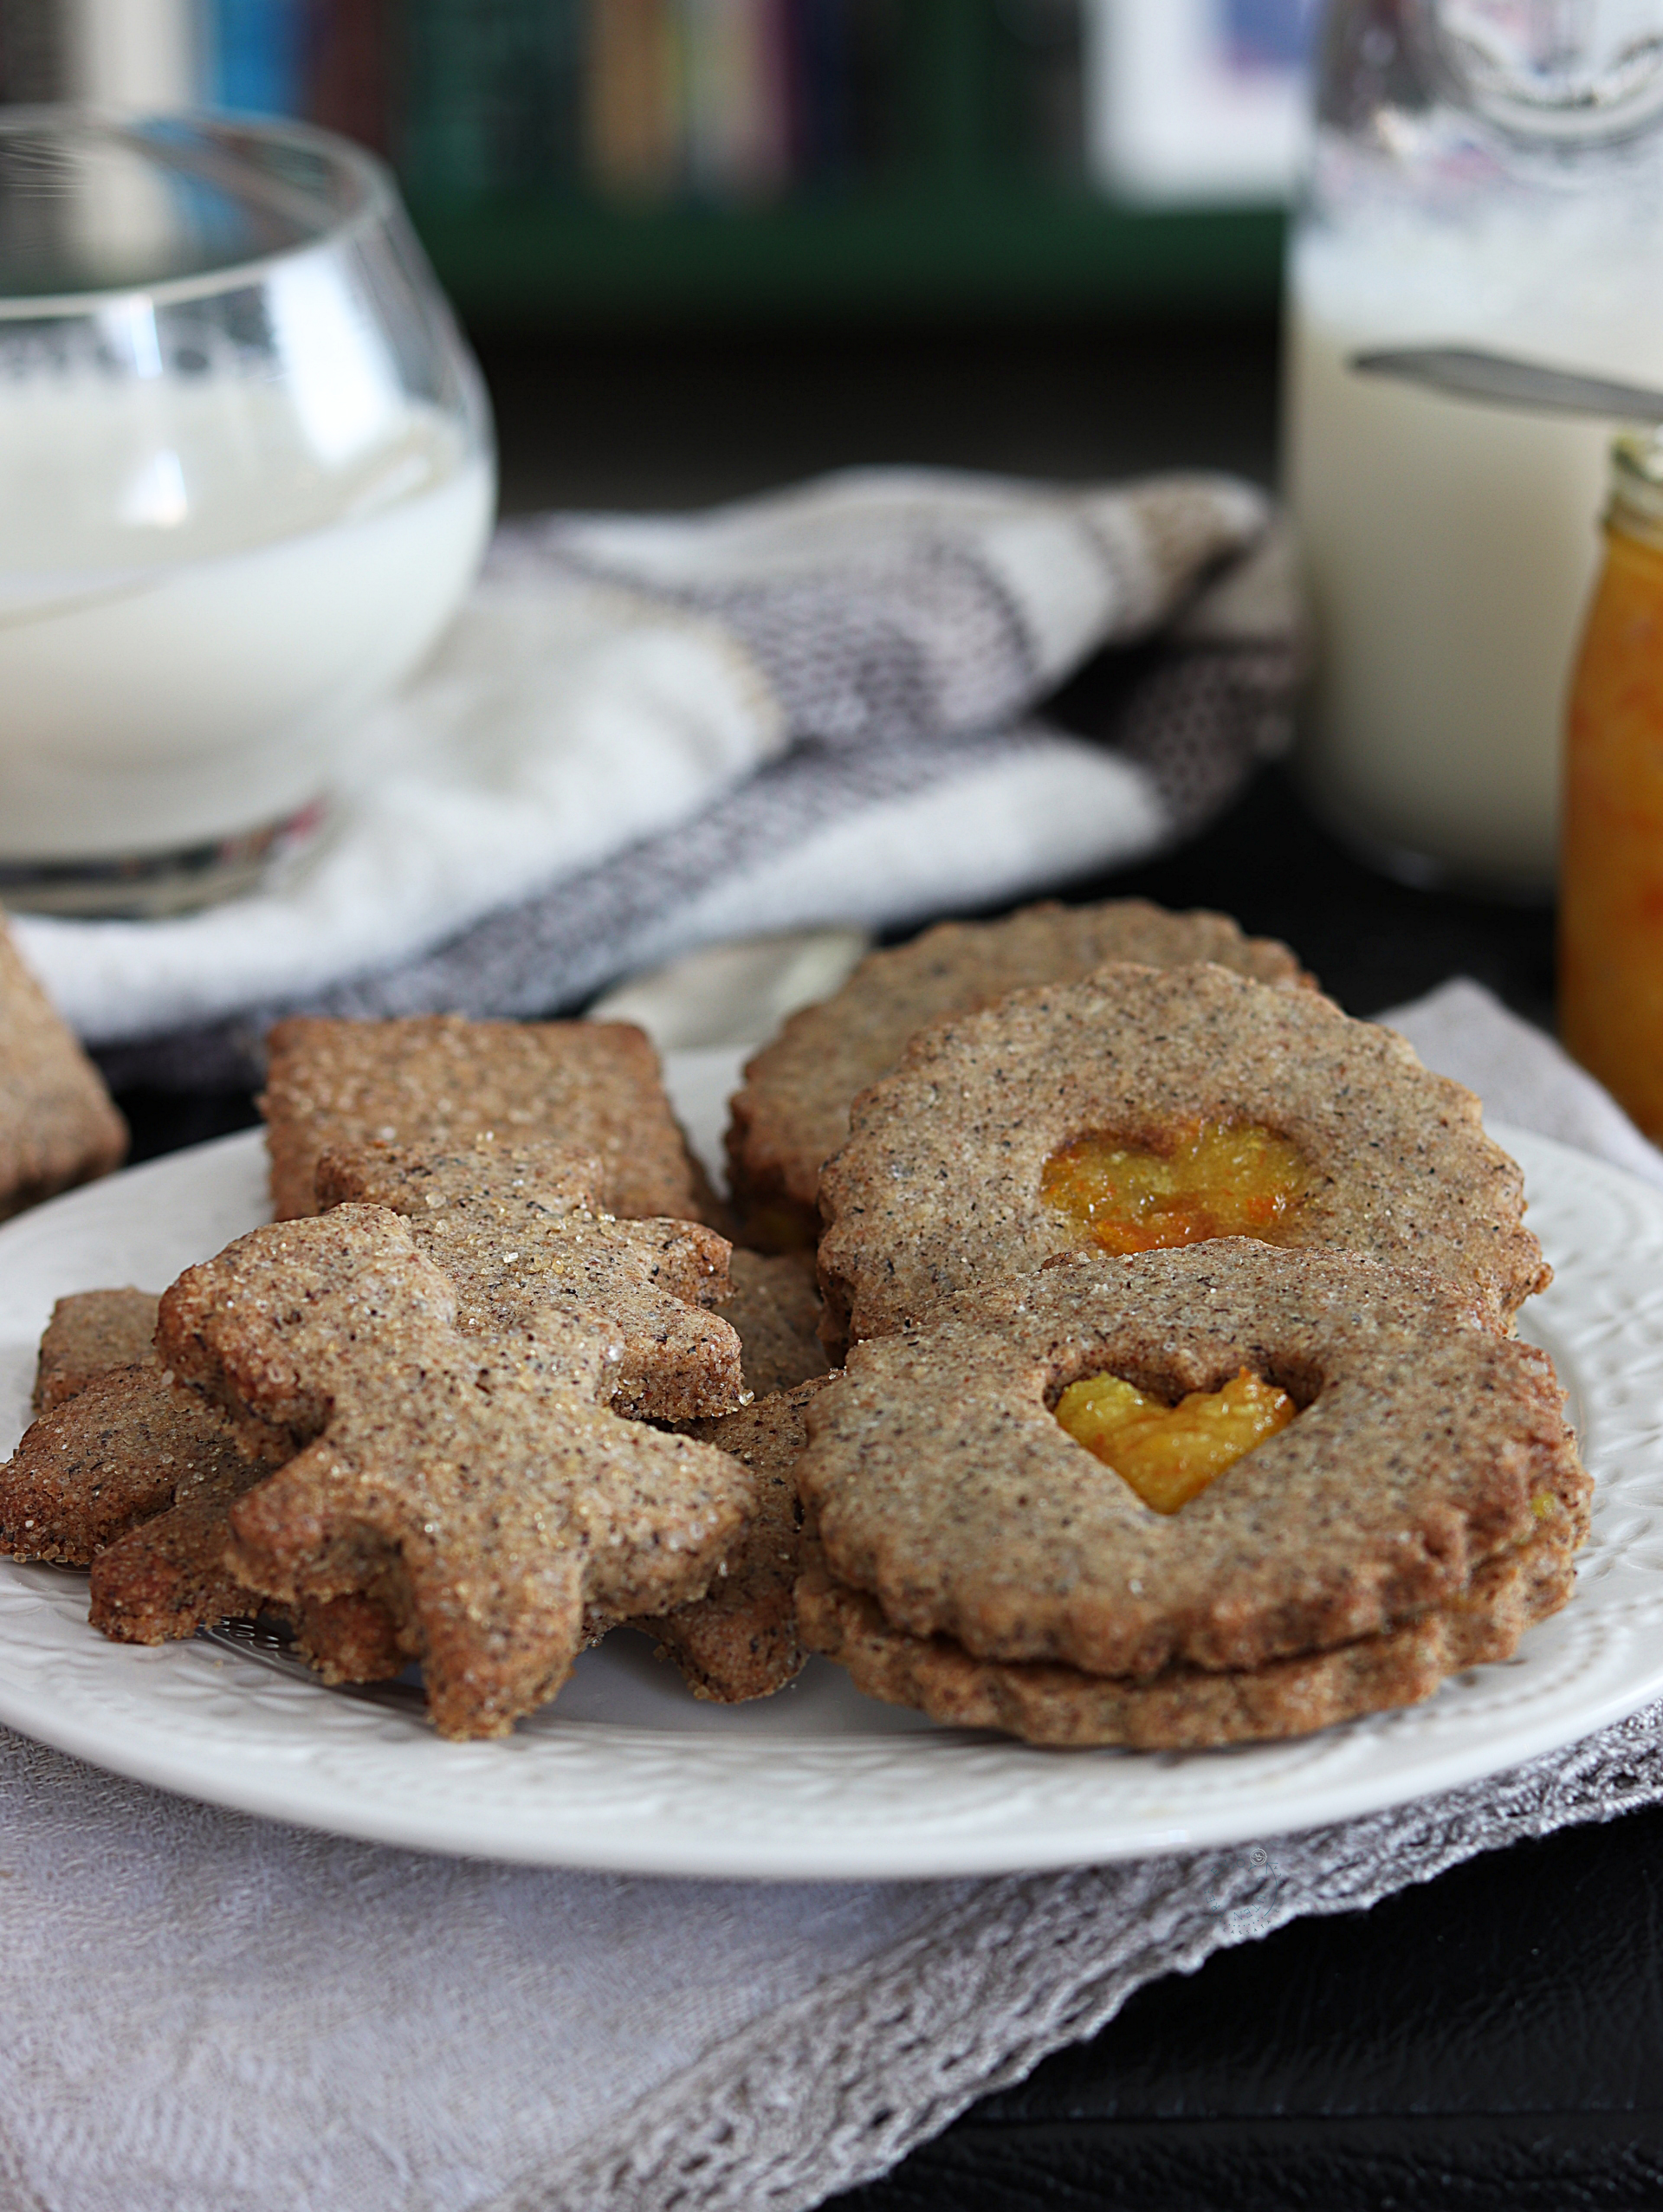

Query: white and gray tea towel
[0,982,1657,2212]
[7,466,1300,1090]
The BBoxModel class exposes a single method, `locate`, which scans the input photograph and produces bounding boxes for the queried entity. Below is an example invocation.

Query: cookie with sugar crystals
[33,1287,159,1413]
[636,1377,829,1703]
[727,899,1310,1245]
[161,1206,755,1738]
[316,1135,743,1422]
[0,1359,256,1567]
[817,963,1548,1349]
[0,921,126,1220]
[715,1251,830,1400]
[87,1451,282,1647]
[797,1523,1576,1749]
[262,1012,717,1227]
[5,1287,406,1676]
[797,1243,1587,1684]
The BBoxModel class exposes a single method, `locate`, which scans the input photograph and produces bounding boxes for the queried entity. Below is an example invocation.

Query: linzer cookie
[262,1012,716,1226]
[0,920,126,1219]
[797,1524,1576,1750]
[817,964,1549,1348]
[160,1206,755,1738]
[796,1244,1587,1687]
[727,899,1310,1245]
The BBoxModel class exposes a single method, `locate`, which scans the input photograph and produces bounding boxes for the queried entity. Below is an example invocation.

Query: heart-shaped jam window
[1055,1368,1297,1514]
[1041,1121,1309,1255]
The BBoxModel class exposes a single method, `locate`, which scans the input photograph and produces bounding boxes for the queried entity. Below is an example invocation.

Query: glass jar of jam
[1559,432,1663,1138]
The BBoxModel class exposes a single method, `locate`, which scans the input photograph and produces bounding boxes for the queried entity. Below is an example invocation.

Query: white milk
[0,381,493,859]
[1287,194,1663,890]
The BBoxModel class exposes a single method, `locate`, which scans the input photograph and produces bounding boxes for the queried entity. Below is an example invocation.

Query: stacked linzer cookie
[0,899,1589,1746]
[731,904,1587,1748]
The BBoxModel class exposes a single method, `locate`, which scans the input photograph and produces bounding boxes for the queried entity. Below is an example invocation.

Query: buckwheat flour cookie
[727,900,1310,1244]
[817,964,1549,1348]
[0,920,126,1219]
[6,1297,406,1672]
[33,1288,159,1413]
[90,1472,409,1672]
[0,1361,254,1566]
[87,1451,279,1646]
[161,1206,755,1738]
[635,1376,829,1702]
[715,1251,830,1399]
[262,1013,717,1226]
[316,1136,744,1422]
[796,1243,1587,1682]
[797,1521,1576,1748]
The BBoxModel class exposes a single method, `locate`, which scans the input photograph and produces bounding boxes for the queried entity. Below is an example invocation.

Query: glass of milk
[1286,0,1663,896]
[0,108,495,915]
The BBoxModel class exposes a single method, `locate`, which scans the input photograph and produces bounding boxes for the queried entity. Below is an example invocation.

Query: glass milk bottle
[1286,0,1663,894]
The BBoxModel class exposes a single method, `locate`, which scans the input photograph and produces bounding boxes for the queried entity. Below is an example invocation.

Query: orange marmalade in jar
[1560,433,1663,1139]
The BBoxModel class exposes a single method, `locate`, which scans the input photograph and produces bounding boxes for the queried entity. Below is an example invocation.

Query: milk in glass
[0,379,491,857]
[0,111,495,902]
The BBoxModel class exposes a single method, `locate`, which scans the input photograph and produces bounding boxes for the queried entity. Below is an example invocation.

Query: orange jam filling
[1039,1122,1310,1255]
[1054,1368,1297,1515]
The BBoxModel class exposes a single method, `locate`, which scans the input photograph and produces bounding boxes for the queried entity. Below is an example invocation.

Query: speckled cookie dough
[88,1475,275,1646]
[262,1012,718,1226]
[0,1361,254,1566]
[317,1136,743,1422]
[796,1243,1587,1682]
[9,1284,409,1677]
[817,963,1550,1348]
[0,921,126,1220]
[726,899,1311,1245]
[715,1251,831,1400]
[32,1288,159,1413]
[636,1377,830,1702]
[161,1206,756,1738]
[796,1522,1576,1749]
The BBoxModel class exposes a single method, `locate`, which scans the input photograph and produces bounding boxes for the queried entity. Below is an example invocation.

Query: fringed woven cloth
[8,466,1300,1088]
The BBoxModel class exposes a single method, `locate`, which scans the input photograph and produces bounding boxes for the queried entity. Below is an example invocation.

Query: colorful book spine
[401,0,582,199]
[307,0,392,157]
[210,0,307,119]
[584,0,680,198]
[189,0,919,209]
[682,0,785,200]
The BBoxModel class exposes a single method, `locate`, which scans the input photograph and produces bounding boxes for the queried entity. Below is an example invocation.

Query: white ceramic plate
[0,1064,1658,1879]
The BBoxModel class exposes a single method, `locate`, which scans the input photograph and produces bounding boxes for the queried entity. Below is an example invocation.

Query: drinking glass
[0,107,495,915]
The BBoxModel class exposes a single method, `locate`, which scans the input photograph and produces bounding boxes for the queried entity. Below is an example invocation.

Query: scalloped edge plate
[0,1071,1660,1878]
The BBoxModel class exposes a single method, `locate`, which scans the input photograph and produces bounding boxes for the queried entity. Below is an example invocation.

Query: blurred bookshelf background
[0,2,1316,324]
[0,2,1316,508]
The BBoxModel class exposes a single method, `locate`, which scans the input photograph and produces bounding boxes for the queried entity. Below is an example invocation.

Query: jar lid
[1608,431,1663,542]
[1420,0,1663,149]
